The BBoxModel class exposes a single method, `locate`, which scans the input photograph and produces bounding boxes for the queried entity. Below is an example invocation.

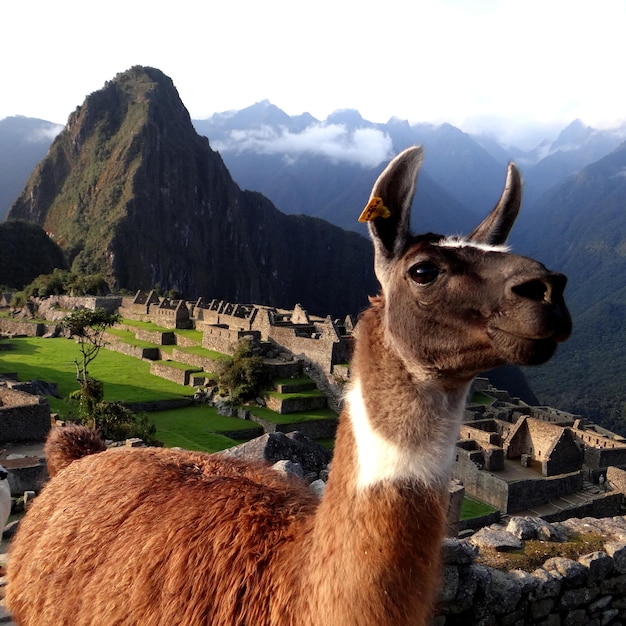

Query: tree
[62,308,121,389]
[216,338,268,403]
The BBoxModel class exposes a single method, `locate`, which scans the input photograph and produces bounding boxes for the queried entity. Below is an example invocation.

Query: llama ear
[469,162,522,246]
[361,146,424,266]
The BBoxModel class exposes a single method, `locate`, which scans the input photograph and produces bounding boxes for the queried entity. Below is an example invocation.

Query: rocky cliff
[7,66,377,317]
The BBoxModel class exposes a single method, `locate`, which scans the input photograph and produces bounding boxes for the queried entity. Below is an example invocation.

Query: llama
[6,146,571,626]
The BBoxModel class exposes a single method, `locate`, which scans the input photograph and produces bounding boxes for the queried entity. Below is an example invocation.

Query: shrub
[216,339,268,403]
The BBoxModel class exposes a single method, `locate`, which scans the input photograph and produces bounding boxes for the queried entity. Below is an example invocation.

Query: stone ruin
[456,378,626,522]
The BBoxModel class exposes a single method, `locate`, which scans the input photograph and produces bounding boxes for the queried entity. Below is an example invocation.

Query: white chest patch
[346,380,467,491]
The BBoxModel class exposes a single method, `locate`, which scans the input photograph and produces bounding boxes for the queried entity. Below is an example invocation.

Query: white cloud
[27,124,63,143]
[216,124,393,168]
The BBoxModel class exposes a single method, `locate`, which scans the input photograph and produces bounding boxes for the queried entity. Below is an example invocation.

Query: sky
[2,0,626,148]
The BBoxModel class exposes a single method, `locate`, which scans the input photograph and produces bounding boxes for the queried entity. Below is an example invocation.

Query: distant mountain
[193,106,626,242]
[521,120,626,204]
[0,220,67,289]
[0,116,63,220]
[6,67,377,318]
[194,103,517,236]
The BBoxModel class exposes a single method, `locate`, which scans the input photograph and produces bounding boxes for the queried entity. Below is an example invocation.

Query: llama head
[362,146,572,381]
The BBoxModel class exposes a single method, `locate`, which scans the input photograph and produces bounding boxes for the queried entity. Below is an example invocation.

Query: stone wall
[265,394,327,415]
[171,348,222,373]
[0,319,52,337]
[0,387,51,443]
[586,446,626,471]
[135,329,175,345]
[246,412,338,439]
[201,326,254,353]
[105,337,160,361]
[436,516,626,625]
[506,472,584,514]
[149,362,200,386]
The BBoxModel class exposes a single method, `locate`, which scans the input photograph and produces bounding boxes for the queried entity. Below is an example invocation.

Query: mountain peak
[326,109,365,126]
[553,119,594,149]
[6,67,376,316]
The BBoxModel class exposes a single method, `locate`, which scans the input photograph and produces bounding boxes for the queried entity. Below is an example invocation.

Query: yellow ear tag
[358,197,391,222]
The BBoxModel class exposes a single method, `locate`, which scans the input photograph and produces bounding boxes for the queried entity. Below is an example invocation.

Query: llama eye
[409,262,440,285]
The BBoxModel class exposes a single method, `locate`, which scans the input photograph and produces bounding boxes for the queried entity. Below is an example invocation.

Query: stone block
[579,551,614,583]
[559,585,599,610]
[469,527,522,552]
[531,568,563,599]
[544,557,588,587]
[605,542,626,574]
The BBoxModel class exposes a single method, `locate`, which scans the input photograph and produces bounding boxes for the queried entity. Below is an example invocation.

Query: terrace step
[265,391,327,415]
[149,360,203,386]
[274,380,317,394]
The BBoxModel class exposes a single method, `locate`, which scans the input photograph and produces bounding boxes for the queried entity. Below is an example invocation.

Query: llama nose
[511,272,567,303]
[510,272,572,340]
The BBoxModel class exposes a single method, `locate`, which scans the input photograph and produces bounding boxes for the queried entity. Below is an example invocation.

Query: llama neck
[345,306,470,491]
[291,308,470,625]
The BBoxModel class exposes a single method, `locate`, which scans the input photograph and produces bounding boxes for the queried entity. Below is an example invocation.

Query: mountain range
[1,67,625,432]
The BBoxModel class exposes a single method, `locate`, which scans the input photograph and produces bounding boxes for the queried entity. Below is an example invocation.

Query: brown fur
[6,147,570,626]
[44,424,107,477]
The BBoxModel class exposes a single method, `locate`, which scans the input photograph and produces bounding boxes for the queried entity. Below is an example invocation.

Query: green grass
[247,405,338,425]
[105,328,158,349]
[0,335,335,453]
[120,319,171,333]
[460,496,497,520]
[273,376,313,386]
[174,328,203,343]
[0,337,193,416]
[174,344,228,360]
[150,405,255,451]
[154,359,202,372]
[267,389,325,400]
[471,391,496,405]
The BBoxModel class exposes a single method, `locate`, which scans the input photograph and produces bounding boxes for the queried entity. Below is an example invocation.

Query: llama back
[44,425,107,477]
[7,443,318,625]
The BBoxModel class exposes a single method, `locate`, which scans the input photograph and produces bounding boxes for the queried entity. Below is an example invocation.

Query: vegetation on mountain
[10,268,110,307]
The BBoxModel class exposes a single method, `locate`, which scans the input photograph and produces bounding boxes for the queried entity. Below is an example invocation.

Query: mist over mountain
[6,67,377,317]
[0,116,63,220]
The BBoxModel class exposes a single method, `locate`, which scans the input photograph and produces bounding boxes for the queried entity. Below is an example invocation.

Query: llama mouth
[488,327,560,366]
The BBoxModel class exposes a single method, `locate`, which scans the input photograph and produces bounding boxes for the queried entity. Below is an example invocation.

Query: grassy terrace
[152,359,202,371]
[0,335,337,452]
[173,344,228,361]
[472,391,496,405]
[247,405,337,425]
[150,406,258,452]
[106,327,158,349]
[461,497,497,520]
[119,319,171,333]
[0,337,194,415]
[267,388,325,401]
